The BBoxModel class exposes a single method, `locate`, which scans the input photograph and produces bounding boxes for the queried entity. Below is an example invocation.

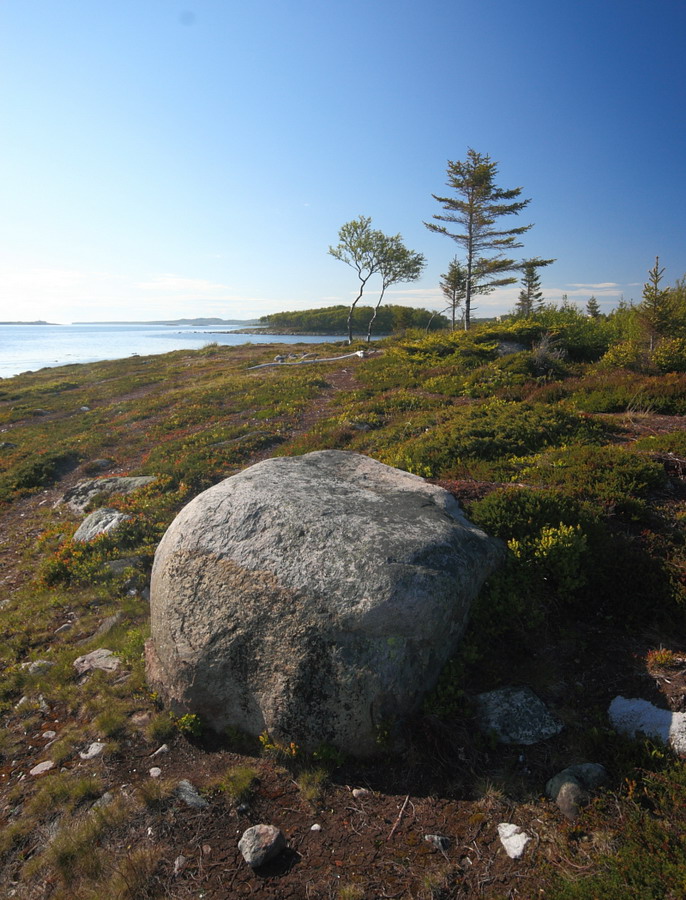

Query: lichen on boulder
[146,450,503,756]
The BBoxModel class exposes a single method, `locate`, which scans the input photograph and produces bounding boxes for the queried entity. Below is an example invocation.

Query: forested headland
[257,304,448,335]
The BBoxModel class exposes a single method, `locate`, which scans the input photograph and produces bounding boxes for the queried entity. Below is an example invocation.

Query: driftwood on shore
[247,350,370,370]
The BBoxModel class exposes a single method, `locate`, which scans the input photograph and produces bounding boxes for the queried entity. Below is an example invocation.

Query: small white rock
[79,742,106,760]
[173,855,187,876]
[497,823,531,859]
[30,760,55,776]
[352,788,370,799]
[42,731,57,740]
[150,743,169,757]
[149,767,162,778]
[310,823,322,832]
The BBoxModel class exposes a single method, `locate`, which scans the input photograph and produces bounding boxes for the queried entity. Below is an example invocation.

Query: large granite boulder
[146,450,503,756]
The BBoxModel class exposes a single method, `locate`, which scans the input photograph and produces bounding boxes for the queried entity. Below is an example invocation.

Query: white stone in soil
[79,742,106,760]
[497,823,531,859]
[609,696,686,754]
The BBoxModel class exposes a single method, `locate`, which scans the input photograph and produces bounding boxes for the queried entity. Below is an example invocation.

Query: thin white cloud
[568,282,621,289]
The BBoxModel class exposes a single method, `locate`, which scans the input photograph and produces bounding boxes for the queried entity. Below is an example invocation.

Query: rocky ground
[1,344,685,898]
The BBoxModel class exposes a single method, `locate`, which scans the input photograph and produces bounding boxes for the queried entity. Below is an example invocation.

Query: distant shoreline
[225,327,388,337]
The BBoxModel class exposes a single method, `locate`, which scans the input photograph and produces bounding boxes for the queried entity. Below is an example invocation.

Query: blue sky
[1,0,685,323]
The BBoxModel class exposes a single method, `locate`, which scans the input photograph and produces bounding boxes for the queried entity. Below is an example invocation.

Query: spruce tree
[439,256,467,331]
[586,296,601,317]
[425,149,532,329]
[640,256,672,350]
[515,257,555,316]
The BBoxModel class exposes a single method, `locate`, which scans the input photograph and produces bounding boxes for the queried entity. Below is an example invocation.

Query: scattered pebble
[150,743,169,757]
[424,834,450,853]
[352,788,370,799]
[173,855,187,876]
[149,767,162,778]
[238,824,287,867]
[30,761,55,776]
[497,823,531,859]
[73,648,120,676]
[176,779,208,809]
[79,742,106,760]
[54,623,73,634]
[311,823,322,832]
[22,660,54,675]
[92,791,114,809]
[42,731,57,740]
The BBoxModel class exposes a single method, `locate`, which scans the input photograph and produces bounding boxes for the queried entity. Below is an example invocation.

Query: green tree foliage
[515,257,555,316]
[260,304,447,335]
[639,257,673,350]
[328,216,383,344]
[586,295,601,317]
[439,256,467,331]
[365,235,425,342]
[329,217,426,344]
[425,149,532,329]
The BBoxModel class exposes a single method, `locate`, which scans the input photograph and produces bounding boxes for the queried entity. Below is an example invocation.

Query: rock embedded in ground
[497,823,531,859]
[22,660,54,675]
[609,695,686,754]
[73,508,130,542]
[546,762,608,820]
[176,779,208,809]
[105,556,145,576]
[238,824,287,867]
[58,475,156,514]
[476,686,563,745]
[79,742,106,760]
[30,760,55,776]
[73,648,120,676]
[146,450,504,756]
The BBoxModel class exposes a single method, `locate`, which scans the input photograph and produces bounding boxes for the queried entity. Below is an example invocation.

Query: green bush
[381,401,605,478]
[0,450,79,501]
[652,337,686,373]
[516,445,666,507]
[600,340,645,370]
[469,486,589,541]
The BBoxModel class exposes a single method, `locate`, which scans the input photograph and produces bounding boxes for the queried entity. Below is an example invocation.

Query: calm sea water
[0,324,347,379]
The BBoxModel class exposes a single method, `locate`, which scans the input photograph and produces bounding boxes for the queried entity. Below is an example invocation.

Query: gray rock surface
[554,782,589,821]
[146,450,503,756]
[79,742,106,760]
[545,763,607,809]
[73,508,130,542]
[73,648,120,675]
[608,695,686,754]
[59,476,155,514]
[238,824,286,867]
[176,779,208,808]
[477,686,563,745]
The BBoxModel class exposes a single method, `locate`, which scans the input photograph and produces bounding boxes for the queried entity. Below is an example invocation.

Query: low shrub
[0,450,79,502]
[652,337,686,373]
[381,401,605,478]
[515,445,666,509]
[469,487,590,542]
[218,764,260,802]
